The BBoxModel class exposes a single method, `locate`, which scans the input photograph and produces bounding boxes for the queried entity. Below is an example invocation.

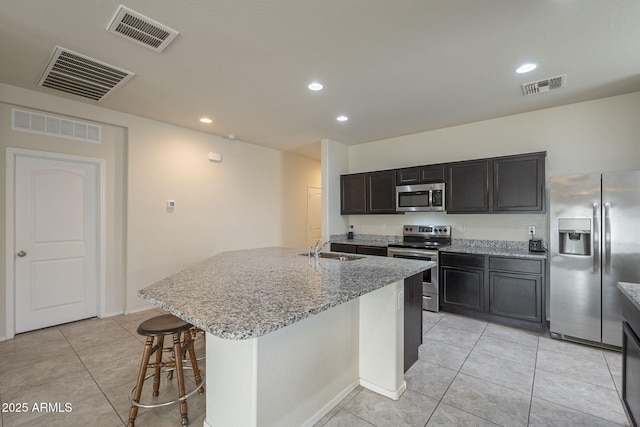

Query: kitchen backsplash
[345,212,548,243]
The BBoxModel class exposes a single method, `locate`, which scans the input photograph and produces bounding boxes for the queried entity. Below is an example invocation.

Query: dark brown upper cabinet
[396,164,445,185]
[446,152,546,214]
[367,170,397,214]
[340,173,367,214]
[340,170,397,215]
[446,160,491,213]
[493,153,545,212]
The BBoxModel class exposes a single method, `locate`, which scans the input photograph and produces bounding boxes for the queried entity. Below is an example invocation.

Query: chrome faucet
[313,239,331,259]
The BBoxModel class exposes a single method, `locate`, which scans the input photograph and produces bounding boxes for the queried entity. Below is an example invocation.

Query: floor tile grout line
[421,313,498,427]
[526,333,540,426]
[59,323,129,426]
[532,395,627,426]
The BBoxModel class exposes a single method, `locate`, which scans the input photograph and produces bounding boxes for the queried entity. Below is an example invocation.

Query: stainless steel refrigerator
[550,171,640,348]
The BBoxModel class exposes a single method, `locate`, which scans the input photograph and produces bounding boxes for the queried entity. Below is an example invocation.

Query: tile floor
[0,309,206,427]
[316,311,629,427]
[0,309,630,426]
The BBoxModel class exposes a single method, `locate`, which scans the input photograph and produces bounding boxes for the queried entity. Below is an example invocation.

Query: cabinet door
[623,321,640,427]
[396,167,420,185]
[330,243,357,253]
[446,160,491,213]
[404,273,423,372]
[340,173,367,214]
[493,153,545,212]
[441,266,484,312]
[356,245,387,256]
[489,272,542,322]
[367,170,396,214]
[420,164,445,183]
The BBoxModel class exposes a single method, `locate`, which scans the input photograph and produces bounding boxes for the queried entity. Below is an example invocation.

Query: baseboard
[359,378,407,401]
[102,310,124,318]
[0,336,7,342]
[303,380,360,427]
[124,304,158,315]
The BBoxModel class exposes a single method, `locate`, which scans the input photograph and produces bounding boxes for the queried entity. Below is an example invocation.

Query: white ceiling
[2,1,640,159]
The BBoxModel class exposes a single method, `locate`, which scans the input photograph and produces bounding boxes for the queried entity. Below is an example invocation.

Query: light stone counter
[618,282,640,312]
[138,246,434,426]
[139,246,433,339]
[441,239,548,259]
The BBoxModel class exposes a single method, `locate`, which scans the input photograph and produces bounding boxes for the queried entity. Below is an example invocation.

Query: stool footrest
[129,367,205,409]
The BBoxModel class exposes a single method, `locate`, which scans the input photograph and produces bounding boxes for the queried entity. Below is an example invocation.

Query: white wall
[1,83,320,338]
[321,139,350,239]
[336,92,640,242]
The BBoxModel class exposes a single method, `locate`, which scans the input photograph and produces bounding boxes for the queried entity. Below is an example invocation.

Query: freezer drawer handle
[592,202,600,273]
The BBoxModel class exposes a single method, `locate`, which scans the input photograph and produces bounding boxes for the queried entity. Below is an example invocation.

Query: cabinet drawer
[356,245,387,256]
[330,243,357,253]
[440,252,485,269]
[489,256,542,274]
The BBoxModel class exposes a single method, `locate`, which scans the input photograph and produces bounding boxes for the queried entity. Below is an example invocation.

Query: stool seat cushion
[137,314,192,336]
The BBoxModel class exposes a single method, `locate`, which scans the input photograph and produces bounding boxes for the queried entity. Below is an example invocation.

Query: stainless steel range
[388,225,451,312]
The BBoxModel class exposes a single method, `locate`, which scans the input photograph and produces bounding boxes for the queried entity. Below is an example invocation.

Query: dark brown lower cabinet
[404,272,422,372]
[440,253,485,313]
[440,252,545,331]
[623,298,640,427]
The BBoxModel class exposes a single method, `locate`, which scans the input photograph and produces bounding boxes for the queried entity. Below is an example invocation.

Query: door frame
[307,185,322,248]
[5,147,106,340]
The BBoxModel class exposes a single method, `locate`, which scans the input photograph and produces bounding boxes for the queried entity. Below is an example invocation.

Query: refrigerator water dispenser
[558,218,591,256]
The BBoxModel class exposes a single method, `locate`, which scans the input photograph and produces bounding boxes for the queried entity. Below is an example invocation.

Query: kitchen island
[139,247,433,426]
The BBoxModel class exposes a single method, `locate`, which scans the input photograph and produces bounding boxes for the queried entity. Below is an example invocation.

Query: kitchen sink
[300,252,364,261]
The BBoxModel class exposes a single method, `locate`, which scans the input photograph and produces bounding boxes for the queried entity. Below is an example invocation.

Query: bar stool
[127,314,204,427]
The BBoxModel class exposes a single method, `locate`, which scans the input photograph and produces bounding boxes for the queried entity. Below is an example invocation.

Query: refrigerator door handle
[604,202,611,273]
[593,202,600,273]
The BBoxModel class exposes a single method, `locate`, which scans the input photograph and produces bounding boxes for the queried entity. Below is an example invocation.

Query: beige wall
[0,83,320,338]
[334,91,640,242]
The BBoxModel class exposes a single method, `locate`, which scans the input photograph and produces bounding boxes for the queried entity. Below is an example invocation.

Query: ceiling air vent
[37,46,135,101]
[522,74,567,96]
[107,5,179,52]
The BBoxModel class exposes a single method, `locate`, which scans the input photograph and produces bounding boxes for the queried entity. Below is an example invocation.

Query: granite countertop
[330,234,403,247]
[138,247,433,340]
[437,239,547,259]
[618,282,640,312]
[331,235,548,259]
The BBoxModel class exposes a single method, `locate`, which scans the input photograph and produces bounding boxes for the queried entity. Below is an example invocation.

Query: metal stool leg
[127,336,154,427]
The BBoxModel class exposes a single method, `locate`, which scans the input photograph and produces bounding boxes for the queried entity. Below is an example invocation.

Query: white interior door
[307,186,322,247]
[13,154,99,333]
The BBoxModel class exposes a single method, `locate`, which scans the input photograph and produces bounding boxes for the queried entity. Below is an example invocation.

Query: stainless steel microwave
[396,183,445,212]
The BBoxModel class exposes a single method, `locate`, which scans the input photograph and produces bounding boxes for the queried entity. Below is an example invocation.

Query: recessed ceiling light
[336,115,349,122]
[308,82,323,91]
[200,117,213,124]
[516,63,537,74]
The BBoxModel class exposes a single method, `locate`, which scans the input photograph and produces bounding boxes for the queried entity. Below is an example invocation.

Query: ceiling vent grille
[522,74,567,96]
[37,46,135,101]
[11,108,102,144]
[107,5,179,52]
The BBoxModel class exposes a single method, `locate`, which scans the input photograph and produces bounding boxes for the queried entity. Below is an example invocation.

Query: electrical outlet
[528,225,536,235]
[460,224,467,232]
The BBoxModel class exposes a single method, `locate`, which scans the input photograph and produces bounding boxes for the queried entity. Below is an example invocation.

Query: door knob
[17,251,26,257]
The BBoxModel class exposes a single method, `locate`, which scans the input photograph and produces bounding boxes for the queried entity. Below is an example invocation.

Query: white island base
[203,280,405,427]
